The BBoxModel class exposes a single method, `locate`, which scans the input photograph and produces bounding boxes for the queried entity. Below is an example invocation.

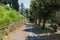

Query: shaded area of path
[4,23,60,40]
[24,23,60,40]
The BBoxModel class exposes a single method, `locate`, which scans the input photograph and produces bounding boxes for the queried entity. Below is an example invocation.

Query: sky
[18,0,31,8]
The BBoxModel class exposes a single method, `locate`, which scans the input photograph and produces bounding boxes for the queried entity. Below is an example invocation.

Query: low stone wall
[0,20,27,34]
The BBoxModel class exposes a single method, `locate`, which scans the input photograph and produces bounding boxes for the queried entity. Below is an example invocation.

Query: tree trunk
[38,19,41,26]
[9,2,11,7]
[42,21,45,29]
[54,27,57,32]
[41,18,46,29]
[53,24,57,32]
[51,19,53,26]
[34,19,37,25]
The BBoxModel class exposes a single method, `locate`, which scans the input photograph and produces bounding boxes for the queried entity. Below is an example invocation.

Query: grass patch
[0,6,26,28]
[0,35,4,40]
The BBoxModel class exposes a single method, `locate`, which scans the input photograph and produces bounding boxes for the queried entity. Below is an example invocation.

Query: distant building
[19,3,24,15]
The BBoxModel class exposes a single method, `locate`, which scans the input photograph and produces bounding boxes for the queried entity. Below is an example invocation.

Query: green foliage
[56,10,60,26]
[0,0,19,11]
[0,35,4,40]
[0,6,25,28]
[30,0,60,28]
[0,30,10,40]
[4,31,10,35]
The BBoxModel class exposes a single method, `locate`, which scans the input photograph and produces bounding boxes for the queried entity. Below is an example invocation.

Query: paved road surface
[4,23,38,40]
[4,23,60,40]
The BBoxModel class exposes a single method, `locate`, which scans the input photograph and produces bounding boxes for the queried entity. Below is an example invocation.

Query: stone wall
[0,20,27,35]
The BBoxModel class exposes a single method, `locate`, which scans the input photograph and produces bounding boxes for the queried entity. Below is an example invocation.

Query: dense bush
[0,6,25,28]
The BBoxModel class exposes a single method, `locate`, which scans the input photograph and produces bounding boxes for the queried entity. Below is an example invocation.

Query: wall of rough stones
[0,20,27,35]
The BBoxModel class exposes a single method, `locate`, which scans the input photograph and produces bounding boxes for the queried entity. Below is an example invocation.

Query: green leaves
[30,0,60,27]
[0,6,25,28]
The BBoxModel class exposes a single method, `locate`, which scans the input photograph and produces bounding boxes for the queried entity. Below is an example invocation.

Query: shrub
[0,6,25,28]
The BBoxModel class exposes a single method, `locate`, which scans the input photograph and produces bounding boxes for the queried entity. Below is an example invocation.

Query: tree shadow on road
[23,23,60,40]
[23,23,55,34]
[26,33,60,40]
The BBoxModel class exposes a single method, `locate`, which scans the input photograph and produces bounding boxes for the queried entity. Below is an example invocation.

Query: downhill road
[4,23,60,40]
[4,23,38,40]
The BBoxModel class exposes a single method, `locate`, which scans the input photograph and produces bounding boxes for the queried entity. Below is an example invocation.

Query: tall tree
[0,0,19,11]
[30,0,60,30]
[12,0,19,11]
